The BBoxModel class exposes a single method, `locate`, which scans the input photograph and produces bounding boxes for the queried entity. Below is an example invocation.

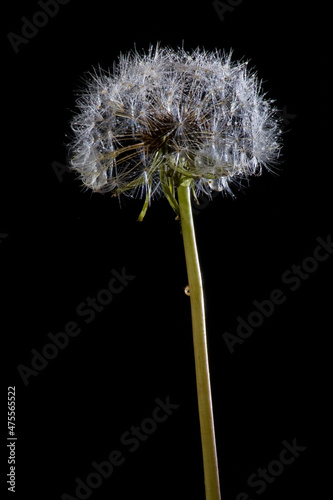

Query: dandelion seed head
[68,44,282,206]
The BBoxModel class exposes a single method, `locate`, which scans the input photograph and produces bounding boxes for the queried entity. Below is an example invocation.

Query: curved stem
[177,182,221,500]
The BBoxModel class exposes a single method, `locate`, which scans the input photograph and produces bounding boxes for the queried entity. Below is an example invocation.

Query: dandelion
[68,44,282,500]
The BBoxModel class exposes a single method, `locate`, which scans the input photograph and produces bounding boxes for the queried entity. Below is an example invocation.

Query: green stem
[177,182,221,500]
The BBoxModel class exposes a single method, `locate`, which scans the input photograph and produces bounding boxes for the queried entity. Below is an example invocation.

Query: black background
[2,1,331,499]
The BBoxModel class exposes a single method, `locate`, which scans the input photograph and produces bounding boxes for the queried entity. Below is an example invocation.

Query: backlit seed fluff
[68,44,282,206]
